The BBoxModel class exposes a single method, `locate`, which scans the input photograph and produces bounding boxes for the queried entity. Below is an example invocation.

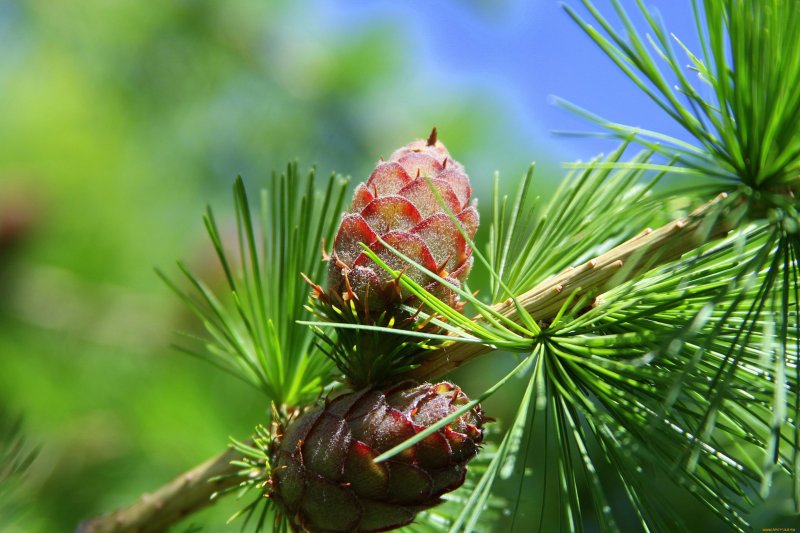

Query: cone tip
[427,127,438,146]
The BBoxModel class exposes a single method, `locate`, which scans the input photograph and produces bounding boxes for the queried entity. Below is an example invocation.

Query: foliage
[0,411,36,528]
[190,137,796,532]
[159,166,349,409]
[0,1,542,531]
[290,1,800,531]
[6,0,797,531]
[561,0,800,188]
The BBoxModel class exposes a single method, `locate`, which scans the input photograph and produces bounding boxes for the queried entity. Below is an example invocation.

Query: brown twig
[77,193,739,532]
[76,445,244,533]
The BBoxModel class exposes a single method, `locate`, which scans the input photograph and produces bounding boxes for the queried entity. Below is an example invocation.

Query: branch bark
[77,445,243,533]
[78,193,737,532]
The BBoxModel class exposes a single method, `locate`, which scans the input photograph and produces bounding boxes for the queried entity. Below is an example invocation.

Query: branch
[76,444,243,533]
[77,193,737,532]
[409,193,736,380]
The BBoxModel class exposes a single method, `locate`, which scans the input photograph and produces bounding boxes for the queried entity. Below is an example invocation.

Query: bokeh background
[0,0,791,531]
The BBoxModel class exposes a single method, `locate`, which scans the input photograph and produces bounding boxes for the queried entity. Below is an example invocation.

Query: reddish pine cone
[269,381,484,532]
[329,129,478,317]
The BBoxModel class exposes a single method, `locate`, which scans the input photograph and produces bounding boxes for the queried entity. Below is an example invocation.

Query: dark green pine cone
[269,381,485,532]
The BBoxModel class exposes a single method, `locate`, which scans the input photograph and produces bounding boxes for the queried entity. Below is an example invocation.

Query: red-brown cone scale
[269,382,485,532]
[327,128,478,319]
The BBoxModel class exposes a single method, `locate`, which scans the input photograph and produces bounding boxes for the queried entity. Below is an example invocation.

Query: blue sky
[313,0,702,163]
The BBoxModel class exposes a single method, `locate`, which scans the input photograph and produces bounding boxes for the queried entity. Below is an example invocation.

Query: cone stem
[77,193,737,532]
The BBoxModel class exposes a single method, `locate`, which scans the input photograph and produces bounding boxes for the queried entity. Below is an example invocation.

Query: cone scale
[269,381,485,532]
[327,128,478,319]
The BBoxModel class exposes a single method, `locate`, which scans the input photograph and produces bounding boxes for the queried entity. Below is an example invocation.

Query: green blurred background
[0,0,793,531]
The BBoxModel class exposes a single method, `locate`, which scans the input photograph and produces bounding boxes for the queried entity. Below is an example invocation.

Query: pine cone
[329,129,478,319]
[269,381,484,532]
